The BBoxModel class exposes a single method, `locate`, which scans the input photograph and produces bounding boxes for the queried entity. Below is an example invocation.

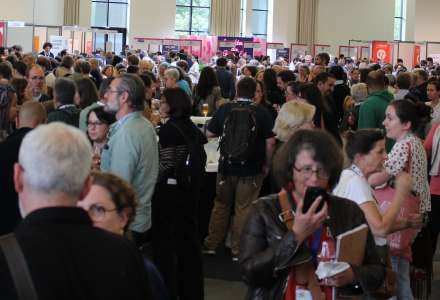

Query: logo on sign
[377,49,387,60]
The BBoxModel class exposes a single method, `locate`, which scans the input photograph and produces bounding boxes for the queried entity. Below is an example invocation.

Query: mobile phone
[302,187,328,213]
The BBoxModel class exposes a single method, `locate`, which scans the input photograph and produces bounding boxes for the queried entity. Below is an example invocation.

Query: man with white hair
[0,123,152,299]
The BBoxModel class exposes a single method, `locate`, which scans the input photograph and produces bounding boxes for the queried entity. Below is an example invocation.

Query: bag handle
[0,233,38,300]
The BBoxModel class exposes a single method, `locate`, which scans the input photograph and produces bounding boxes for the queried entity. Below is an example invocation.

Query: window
[91,0,128,54]
[394,0,406,41]
[175,0,211,36]
[252,0,268,39]
[91,0,128,28]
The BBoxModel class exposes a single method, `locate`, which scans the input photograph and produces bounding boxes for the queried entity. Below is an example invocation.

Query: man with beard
[100,73,158,248]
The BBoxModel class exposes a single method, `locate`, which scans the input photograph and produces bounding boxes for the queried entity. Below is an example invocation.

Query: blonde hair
[273,101,316,142]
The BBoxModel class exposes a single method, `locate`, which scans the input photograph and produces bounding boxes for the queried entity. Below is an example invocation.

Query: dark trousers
[152,181,204,300]
[429,194,440,257]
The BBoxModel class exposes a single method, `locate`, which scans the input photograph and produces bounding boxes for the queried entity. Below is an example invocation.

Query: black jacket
[48,105,80,127]
[0,128,32,235]
[216,67,236,100]
[0,207,152,300]
[239,194,385,300]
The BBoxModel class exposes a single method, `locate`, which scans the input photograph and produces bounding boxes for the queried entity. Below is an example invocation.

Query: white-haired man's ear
[13,163,24,194]
[78,175,93,201]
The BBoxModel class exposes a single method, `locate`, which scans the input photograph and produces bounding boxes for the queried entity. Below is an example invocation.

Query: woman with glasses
[239,129,384,299]
[86,106,115,169]
[78,171,168,300]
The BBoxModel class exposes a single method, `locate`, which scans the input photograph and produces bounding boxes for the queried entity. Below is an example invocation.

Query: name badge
[167,178,177,185]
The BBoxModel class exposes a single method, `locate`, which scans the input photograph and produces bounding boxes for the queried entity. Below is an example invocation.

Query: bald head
[17,101,47,129]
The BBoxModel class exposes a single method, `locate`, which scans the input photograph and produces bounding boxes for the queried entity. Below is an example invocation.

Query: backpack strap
[0,233,38,300]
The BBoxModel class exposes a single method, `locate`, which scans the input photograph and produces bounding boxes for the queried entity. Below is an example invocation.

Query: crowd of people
[1,41,440,300]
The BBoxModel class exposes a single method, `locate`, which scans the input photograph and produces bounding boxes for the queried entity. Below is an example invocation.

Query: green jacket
[358,90,394,152]
[101,111,159,232]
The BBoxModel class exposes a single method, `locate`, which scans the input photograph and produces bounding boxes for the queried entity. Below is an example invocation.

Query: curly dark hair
[89,171,137,231]
[272,129,343,190]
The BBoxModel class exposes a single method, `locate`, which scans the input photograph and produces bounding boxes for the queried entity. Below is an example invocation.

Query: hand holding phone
[292,187,329,244]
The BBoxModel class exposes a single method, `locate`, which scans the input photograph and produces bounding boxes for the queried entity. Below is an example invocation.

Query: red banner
[371,41,392,64]
[0,22,4,47]
[413,45,421,67]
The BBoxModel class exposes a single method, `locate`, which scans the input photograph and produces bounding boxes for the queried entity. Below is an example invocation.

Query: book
[333,224,368,300]
[335,223,368,266]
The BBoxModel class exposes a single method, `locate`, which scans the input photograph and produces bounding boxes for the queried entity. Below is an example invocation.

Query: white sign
[163,40,179,46]
[8,21,25,28]
[49,36,68,57]
[218,41,235,48]
[431,54,440,64]
[267,43,284,50]
[180,40,192,47]
[243,42,261,49]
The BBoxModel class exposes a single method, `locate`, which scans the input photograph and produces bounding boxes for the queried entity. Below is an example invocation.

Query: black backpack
[219,102,258,165]
[169,122,207,189]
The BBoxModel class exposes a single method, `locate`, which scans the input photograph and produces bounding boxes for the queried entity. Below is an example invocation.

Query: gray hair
[19,123,93,197]
[114,74,145,111]
[351,83,368,103]
[164,68,180,81]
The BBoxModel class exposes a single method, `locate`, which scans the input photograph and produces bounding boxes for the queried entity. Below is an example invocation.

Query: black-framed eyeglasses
[293,165,329,180]
[87,121,105,127]
[87,204,118,221]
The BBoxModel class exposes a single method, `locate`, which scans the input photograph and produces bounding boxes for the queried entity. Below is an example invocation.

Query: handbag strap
[0,233,38,300]
[278,190,294,229]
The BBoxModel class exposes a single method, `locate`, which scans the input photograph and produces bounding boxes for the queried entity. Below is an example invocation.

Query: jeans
[390,256,413,300]
[204,173,264,256]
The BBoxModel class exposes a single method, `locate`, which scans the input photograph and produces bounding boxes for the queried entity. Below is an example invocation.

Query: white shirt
[333,165,387,246]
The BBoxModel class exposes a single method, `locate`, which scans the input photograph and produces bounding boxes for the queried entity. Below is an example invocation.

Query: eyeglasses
[106,89,122,95]
[294,165,329,180]
[87,204,118,221]
[87,121,105,127]
[30,76,45,81]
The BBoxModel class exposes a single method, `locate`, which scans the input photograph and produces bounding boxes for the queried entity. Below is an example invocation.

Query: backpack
[219,102,258,165]
[169,122,207,189]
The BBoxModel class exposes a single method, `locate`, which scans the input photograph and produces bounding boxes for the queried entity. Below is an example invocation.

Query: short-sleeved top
[384,133,431,213]
[333,165,387,246]
[207,99,275,176]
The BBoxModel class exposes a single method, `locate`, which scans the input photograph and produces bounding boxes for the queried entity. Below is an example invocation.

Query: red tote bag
[373,143,420,261]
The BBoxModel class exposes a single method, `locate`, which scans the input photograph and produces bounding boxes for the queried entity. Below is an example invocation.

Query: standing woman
[153,87,207,300]
[254,80,277,121]
[263,68,284,107]
[299,83,342,145]
[86,106,116,169]
[0,84,18,142]
[193,66,223,116]
[369,100,432,300]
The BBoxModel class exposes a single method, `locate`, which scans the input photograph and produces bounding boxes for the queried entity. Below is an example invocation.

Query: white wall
[315,0,395,56]
[270,0,297,45]
[0,0,63,25]
[128,0,176,43]
[414,0,440,42]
